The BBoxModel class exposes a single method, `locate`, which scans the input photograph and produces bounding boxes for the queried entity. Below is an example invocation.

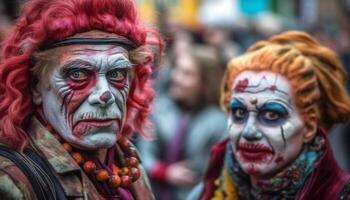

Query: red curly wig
[0,0,162,151]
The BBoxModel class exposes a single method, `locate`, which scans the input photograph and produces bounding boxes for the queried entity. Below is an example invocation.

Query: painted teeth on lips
[237,143,273,163]
[238,143,273,153]
[81,112,118,121]
[79,118,118,122]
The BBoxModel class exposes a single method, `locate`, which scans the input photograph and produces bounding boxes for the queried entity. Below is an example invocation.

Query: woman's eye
[258,103,288,126]
[232,108,247,123]
[108,69,126,82]
[262,111,280,121]
[69,70,88,81]
[258,110,287,126]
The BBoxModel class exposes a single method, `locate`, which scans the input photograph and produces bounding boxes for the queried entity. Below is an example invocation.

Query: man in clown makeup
[188,31,350,200]
[0,0,161,199]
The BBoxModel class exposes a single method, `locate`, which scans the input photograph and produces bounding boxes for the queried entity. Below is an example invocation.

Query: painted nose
[100,91,112,103]
[88,76,114,107]
[241,115,262,141]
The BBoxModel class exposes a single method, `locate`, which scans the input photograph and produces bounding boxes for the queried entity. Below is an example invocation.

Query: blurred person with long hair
[138,44,227,200]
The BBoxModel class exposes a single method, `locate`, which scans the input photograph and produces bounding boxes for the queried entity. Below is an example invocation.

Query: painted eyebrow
[230,98,246,108]
[108,57,134,69]
[262,99,293,111]
[60,59,95,72]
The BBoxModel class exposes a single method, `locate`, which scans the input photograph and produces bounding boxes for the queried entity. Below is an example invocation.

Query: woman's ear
[302,119,317,143]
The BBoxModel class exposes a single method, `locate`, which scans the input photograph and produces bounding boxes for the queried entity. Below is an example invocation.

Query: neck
[249,175,273,189]
[250,176,259,189]
[81,147,110,164]
[95,148,108,163]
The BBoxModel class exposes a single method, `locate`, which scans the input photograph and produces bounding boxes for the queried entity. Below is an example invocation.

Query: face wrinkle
[41,44,133,150]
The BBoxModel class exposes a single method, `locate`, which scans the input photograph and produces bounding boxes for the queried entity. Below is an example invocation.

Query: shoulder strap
[0,145,68,200]
[24,148,68,200]
[0,145,48,200]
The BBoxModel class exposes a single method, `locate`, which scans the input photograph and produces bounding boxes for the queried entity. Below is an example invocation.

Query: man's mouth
[73,119,119,137]
[77,119,117,127]
[237,143,273,162]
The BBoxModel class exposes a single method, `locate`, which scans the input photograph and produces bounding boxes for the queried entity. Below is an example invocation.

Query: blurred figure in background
[137,44,227,200]
[202,26,242,66]
[0,0,21,42]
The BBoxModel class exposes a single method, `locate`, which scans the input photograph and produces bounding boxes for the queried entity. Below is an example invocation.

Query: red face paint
[41,44,132,150]
[99,91,112,102]
[63,73,97,133]
[237,143,273,163]
[73,119,119,138]
[275,156,285,164]
[246,164,260,175]
[270,85,277,92]
[234,78,249,93]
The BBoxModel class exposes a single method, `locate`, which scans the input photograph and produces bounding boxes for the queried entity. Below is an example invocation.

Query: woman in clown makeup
[188,31,350,200]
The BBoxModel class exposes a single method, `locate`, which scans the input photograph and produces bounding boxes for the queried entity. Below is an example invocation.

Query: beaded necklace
[48,126,141,189]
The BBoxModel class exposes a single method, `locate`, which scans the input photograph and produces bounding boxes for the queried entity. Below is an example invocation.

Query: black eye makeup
[258,102,289,126]
[231,99,248,123]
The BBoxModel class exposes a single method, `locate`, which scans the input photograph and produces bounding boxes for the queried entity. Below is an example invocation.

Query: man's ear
[128,68,135,84]
[31,81,42,105]
[302,119,317,143]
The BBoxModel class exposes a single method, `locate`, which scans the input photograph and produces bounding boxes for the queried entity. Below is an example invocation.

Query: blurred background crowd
[1,0,350,200]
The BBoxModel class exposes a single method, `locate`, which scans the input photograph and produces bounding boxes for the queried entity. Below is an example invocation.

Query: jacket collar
[28,117,81,174]
[27,117,154,200]
[27,117,88,198]
[297,128,350,199]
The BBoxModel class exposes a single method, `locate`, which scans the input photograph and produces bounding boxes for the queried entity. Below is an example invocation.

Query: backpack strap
[0,145,67,200]
[24,148,68,200]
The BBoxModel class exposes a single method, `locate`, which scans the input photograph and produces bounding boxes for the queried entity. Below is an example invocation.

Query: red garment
[200,129,350,200]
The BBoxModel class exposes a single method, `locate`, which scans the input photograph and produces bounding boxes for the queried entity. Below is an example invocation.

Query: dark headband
[43,37,137,50]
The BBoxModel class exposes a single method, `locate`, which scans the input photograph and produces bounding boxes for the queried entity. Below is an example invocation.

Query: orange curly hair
[221,31,350,130]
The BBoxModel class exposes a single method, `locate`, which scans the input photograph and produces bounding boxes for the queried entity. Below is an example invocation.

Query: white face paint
[35,45,132,150]
[229,71,305,178]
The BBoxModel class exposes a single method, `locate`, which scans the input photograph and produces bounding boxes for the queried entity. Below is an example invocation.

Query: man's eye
[232,108,247,123]
[69,70,88,81]
[108,69,126,82]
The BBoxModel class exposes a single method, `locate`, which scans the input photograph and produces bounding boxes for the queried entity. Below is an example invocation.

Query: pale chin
[234,151,275,177]
[239,161,267,176]
[69,133,117,150]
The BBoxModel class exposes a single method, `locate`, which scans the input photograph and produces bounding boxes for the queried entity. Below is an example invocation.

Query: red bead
[128,149,138,158]
[96,170,109,182]
[109,175,121,188]
[121,175,131,187]
[120,167,129,176]
[112,165,121,175]
[118,137,130,150]
[127,157,139,167]
[130,167,140,181]
[83,161,96,174]
[72,153,84,165]
[63,143,72,153]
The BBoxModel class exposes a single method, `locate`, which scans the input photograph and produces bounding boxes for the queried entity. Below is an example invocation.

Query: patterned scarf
[213,135,325,200]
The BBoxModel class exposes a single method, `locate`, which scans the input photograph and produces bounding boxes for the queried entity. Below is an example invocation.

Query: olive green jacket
[0,118,154,200]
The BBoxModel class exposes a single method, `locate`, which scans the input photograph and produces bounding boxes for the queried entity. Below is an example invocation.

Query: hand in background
[165,161,197,187]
